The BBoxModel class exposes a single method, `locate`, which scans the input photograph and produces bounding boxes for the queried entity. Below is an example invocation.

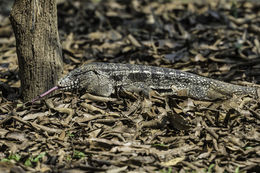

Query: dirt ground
[0,0,260,172]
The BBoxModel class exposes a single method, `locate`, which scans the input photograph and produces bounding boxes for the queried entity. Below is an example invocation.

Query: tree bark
[10,0,63,101]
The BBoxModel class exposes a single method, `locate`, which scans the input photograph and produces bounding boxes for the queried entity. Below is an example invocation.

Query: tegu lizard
[32,62,259,102]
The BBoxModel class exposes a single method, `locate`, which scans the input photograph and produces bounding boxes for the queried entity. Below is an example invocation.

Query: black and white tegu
[55,62,259,101]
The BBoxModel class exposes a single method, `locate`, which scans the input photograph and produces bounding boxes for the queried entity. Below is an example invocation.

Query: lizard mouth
[58,77,80,91]
[31,77,79,103]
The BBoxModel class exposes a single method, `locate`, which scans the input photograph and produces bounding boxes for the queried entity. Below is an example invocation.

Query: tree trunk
[10,0,63,101]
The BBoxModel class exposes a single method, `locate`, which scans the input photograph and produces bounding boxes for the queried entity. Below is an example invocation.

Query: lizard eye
[57,79,63,86]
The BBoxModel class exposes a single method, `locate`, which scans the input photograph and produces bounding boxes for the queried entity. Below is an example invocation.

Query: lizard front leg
[79,71,115,97]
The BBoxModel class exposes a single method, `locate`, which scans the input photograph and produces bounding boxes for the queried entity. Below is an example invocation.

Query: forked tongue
[31,86,60,103]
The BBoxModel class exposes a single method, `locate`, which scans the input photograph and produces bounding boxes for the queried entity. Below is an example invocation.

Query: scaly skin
[57,62,258,100]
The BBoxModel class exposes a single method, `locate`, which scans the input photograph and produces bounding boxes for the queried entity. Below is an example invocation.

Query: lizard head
[57,65,90,91]
[57,63,99,92]
[58,74,80,91]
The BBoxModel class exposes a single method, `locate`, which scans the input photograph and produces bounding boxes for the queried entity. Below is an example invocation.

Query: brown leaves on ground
[0,0,260,172]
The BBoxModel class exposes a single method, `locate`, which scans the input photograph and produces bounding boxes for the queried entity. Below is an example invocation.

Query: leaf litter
[0,0,260,172]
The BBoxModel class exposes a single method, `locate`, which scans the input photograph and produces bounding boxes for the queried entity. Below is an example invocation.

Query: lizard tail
[211,80,259,99]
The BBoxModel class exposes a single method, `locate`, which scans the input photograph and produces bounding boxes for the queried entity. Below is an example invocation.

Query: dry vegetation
[0,0,260,172]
